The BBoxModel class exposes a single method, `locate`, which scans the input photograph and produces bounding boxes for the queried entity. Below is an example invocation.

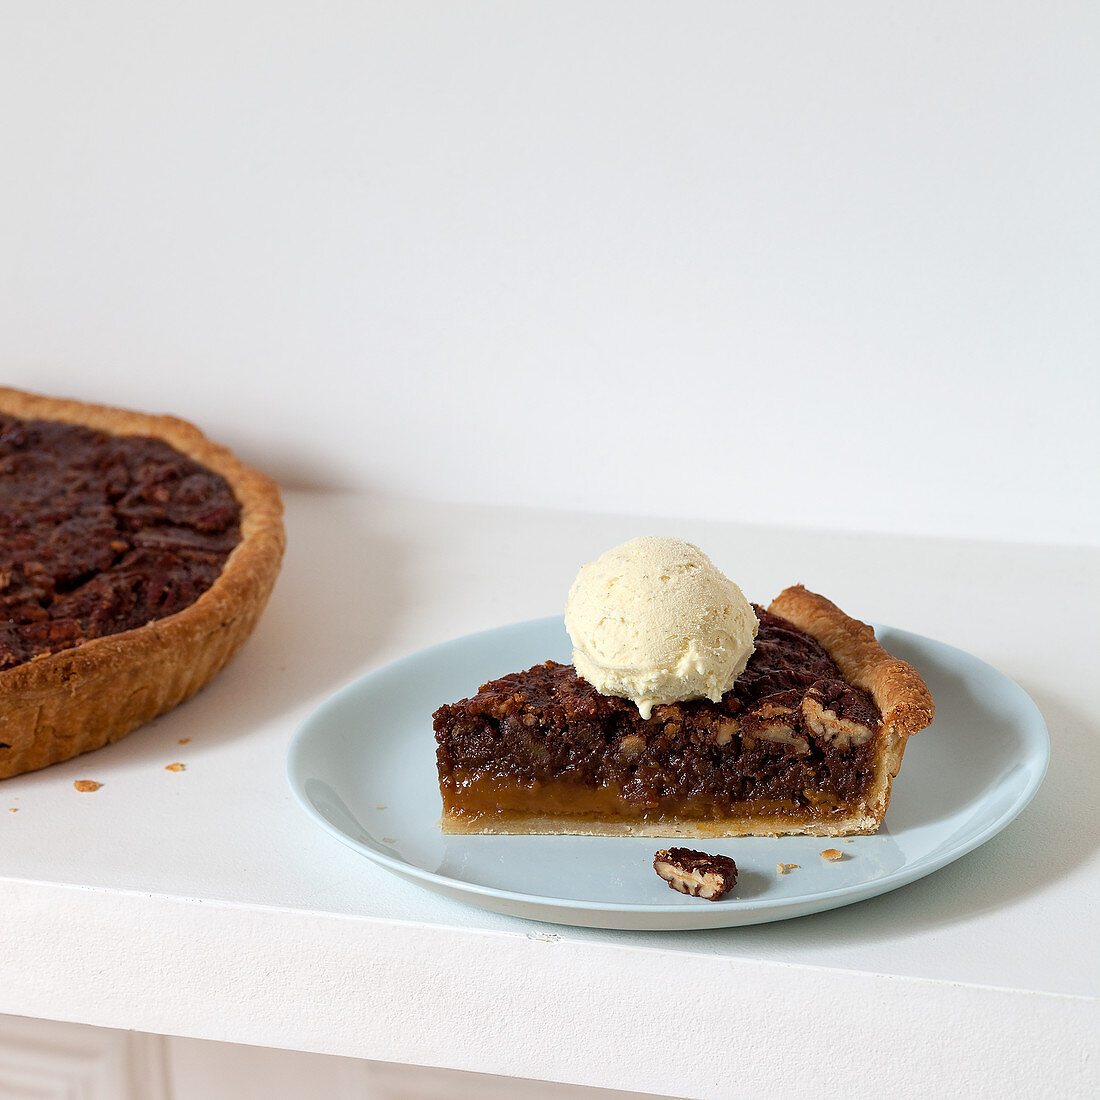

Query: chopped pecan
[802,694,875,749]
[741,700,809,754]
[714,718,738,746]
[616,733,647,761]
[653,848,737,901]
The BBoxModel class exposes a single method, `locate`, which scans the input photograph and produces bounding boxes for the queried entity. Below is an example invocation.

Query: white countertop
[2,492,1097,1098]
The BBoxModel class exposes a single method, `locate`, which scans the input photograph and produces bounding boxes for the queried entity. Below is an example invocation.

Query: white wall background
[1,1,1097,545]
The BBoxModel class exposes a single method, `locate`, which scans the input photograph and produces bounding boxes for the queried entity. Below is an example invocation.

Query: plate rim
[286,617,1050,923]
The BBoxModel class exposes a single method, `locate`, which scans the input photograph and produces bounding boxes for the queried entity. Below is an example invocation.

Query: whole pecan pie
[0,387,285,779]
[433,587,934,837]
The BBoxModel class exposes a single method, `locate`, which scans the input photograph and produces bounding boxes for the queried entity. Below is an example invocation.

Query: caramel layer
[440,773,849,827]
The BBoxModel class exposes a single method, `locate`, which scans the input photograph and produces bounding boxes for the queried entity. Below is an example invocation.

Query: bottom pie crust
[436,586,935,837]
[0,387,286,779]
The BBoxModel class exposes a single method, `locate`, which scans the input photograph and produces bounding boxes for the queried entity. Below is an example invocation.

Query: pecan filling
[434,609,882,823]
[0,414,241,671]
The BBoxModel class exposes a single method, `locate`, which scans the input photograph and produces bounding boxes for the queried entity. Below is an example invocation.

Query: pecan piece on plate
[653,847,737,901]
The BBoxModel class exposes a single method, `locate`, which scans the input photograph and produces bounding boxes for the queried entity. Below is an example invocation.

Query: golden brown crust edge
[0,387,286,779]
[440,809,879,838]
[768,584,935,827]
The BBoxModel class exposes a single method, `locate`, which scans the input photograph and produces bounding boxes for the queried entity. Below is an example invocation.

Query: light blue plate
[287,618,1049,930]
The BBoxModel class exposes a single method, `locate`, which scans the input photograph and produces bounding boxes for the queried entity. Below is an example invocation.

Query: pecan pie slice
[433,587,934,837]
[0,387,285,779]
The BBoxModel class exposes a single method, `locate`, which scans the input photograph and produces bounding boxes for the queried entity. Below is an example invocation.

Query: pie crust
[764,584,935,834]
[435,585,934,837]
[0,387,285,779]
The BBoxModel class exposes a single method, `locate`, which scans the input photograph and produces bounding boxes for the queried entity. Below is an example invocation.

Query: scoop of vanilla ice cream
[564,536,759,719]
